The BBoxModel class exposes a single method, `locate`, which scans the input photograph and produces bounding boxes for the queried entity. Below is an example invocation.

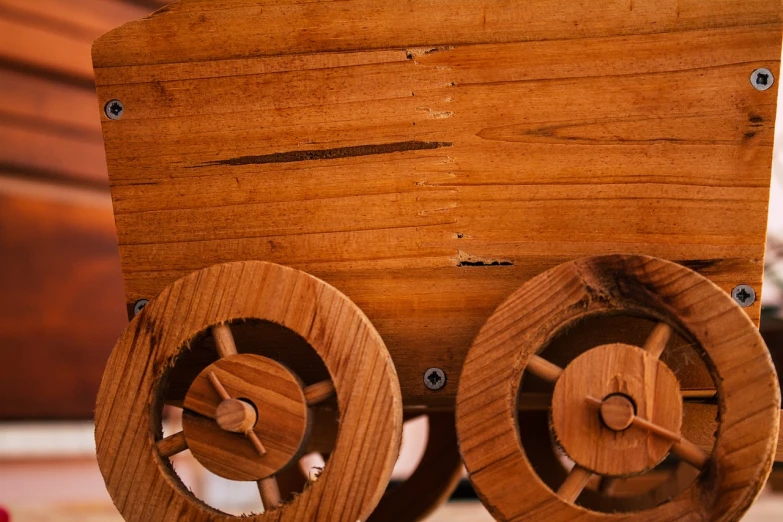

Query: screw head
[751,68,774,91]
[104,99,125,120]
[731,285,756,307]
[423,367,446,390]
[133,299,149,316]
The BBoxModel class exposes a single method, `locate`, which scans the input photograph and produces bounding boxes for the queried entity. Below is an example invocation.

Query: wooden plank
[94,1,782,407]
[92,0,783,67]
[0,177,127,419]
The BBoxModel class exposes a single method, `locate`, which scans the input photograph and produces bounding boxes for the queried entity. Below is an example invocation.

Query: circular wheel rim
[95,261,403,521]
[456,254,779,521]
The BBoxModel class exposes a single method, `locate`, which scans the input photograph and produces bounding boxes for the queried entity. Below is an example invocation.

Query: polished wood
[183,354,307,480]
[458,255,780,521]
[644,323,672,359]
[93,0,780,408]
[211,324,238,358]
[258,476,282,511]
[215,399,256,434]
[553,344,682,476]
[95,261,402,521]
[155,431,187,459]
[557,466,593,504]
[526,355,564,384]
[599,395,635,432]
[304,380,336,407]
[671,438,710,469]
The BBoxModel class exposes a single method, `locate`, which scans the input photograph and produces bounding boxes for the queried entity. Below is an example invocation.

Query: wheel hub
[550,343,683,477]
[182,353,311,481]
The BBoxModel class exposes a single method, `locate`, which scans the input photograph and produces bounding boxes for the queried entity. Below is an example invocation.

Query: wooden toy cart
[93,1,783,520]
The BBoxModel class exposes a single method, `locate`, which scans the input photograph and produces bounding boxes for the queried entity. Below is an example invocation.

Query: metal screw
[731,285,756,307]
[133,299,149,316]
[751,68,774,91]
[423,368,446,390]
[105,99,125,120]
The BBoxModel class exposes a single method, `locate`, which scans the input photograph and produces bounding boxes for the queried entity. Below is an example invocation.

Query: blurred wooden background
[0,0,168,419]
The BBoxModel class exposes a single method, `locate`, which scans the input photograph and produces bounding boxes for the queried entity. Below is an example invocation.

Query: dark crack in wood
[192,141,452,168]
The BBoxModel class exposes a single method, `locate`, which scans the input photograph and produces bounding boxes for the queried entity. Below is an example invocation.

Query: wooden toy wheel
[95,261,403,521]
[456,255,780,521]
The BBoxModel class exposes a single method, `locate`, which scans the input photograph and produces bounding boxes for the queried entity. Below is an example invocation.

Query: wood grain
[457,255,780,521]
[95,261,402,521]
[94,0,781,407]
[182,354,309,481]
[551,344,683,477]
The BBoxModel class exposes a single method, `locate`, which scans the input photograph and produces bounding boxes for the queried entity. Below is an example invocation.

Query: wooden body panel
[94,0,782,406]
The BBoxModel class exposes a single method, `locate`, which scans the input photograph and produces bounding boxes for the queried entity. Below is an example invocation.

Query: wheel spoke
[304,380,336,406]
[527,355,564,383]
[682,389,717,400]
[246,429,268,457]
[157,431,188,458]
[670,436,709,469]
[557,465,592,503]
[209,371,267,456]
[211,323,238,358]
[597,476,616,495]
[586,395,709,469]
[643,322,672,359]
[258,476,282,510]
[208,371,231,401]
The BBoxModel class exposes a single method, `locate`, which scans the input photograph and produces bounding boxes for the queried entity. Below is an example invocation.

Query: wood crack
[191,141,452,168]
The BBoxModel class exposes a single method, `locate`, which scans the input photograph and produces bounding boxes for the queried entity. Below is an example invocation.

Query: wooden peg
[258,476,282,510]
[527,355,564,383]
[216,398,256,433]
[643,322,672,359]
[211,323,238,358]
[557,465,592,503]
[304,380,336,406]
[208,371,231,401]
[157,431,188,458]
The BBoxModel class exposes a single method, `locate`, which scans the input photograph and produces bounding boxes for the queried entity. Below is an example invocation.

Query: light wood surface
[95,261,403,521]
[457,255,780,521]
[93,0,781,407]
